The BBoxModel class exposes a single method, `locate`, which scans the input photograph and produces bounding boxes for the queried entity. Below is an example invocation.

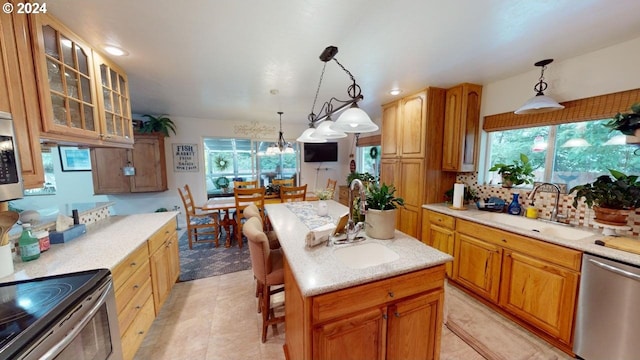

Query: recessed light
[389,89,402,96]
[104,46,128,56]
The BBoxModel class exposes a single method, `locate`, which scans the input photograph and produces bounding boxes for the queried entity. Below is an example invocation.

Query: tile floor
[134,269,563,360]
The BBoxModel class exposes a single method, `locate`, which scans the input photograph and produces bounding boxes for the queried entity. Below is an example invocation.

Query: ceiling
[48,0,640,126]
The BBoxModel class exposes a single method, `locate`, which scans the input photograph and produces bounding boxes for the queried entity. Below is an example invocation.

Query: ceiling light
[296,127,326,143]
[603,135,627,146]
[389,89,402,96]
[104,45,128,56]
[298,46,378,142]
[266,112,294,154]
[515,59,564,115]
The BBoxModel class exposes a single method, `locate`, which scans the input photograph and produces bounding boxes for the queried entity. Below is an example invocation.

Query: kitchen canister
[34,230,51,252]
[0,243,14,278]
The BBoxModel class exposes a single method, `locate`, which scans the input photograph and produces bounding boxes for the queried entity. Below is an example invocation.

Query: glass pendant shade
[297,128,327,143]
[310,120,347,139]
[561,138,590,148]
[515,95,565,115]
[330,106,379,133]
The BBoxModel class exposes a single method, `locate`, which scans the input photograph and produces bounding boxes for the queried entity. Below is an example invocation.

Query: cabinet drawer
[389,265,445,300]
[457,219,582,271]
[148,218,177,254]
[428,211,455,229]
[115,260,151,313]
[118,277,152,336]
[112,244,149,291]
[121,296,155,360]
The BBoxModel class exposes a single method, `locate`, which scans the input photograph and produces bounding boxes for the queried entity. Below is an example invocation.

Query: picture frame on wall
[59,146,92,171]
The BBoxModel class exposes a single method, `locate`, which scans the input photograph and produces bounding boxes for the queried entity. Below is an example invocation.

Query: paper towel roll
[453,183,465,208]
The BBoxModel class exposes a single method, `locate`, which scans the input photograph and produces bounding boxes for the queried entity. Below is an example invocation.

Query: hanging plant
[214,154,230,171]
[140,114,177,137]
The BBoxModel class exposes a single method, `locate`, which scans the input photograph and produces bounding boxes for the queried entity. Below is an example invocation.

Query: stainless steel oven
[0,269,123,360]
[0,111,24,202]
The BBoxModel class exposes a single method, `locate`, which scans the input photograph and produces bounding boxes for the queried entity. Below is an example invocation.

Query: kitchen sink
[474,212,595,241]
[333,242,400,269]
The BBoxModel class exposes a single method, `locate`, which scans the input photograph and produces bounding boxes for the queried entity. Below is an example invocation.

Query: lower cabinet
[422,210,455,277]
[113,217,179,360]
[453,233,502,303]
[285,259,445,360]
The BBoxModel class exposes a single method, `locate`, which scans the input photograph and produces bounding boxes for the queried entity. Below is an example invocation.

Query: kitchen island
[266,200,452,360]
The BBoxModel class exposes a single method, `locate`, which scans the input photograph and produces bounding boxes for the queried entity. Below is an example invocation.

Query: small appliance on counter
[476,197,506,212]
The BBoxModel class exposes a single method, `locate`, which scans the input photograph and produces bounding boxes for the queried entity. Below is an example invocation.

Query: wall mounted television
[304,142,338,162]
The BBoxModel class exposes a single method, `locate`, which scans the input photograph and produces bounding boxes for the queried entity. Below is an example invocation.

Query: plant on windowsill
[140,114,177,137]
[489,153,535,188]
[604,103,640,137]
[569,169,640,226]
[364,183,405,239]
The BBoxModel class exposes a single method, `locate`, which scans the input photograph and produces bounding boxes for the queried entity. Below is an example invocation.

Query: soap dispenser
[507,193,522,215]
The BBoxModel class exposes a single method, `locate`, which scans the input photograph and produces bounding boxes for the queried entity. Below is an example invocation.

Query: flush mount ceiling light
[104,45,128,56]
[266,112,294,155]
[298,46,378,142]
[514,59,564,115]
[389,89,402,96]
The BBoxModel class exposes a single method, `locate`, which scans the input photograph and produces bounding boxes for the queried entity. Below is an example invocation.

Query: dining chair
[242,216,285,343]
[272,178,294,187]
[280,184,307,202]
[326,178,337,198]
[234,186,266,248]
[234,180,258,189]
[244,203,279,250]
[178,185,220,248]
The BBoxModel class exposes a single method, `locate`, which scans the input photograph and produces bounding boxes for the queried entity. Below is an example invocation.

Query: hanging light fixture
[266,112,294,155]
[298,46,378,142]
[514,59,565,115]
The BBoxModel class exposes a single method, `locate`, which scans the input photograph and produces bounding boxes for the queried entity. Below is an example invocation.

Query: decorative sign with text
[173,143,199,172]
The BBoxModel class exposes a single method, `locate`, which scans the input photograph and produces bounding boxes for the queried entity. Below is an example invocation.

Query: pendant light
[266,112,294,154]
[514,59,564,115]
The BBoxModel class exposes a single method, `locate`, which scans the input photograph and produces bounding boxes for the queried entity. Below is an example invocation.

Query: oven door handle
[588,258,640,282]
[41,281,114,359]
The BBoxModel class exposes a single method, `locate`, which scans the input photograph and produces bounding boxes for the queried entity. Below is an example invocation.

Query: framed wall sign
[173,143,199,172]
[59,146,91,171]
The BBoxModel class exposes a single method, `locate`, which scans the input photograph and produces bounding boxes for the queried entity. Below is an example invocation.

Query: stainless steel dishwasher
[574,253,640,359]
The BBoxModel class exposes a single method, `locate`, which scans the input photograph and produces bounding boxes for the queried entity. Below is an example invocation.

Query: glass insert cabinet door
[94,52,133,144]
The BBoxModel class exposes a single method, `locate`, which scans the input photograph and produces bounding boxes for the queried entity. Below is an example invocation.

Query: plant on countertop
[489,153,535,188]
[604,103,640,136]
[140,114,177,137]
[315,188,334,200]
[570,169,640,210]
[366,183,405,210]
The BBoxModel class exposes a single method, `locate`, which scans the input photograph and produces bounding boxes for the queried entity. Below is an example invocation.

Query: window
[487,119,640,189]
[203,137,299,196]
[357,145,381,180]
[24,148,56,196]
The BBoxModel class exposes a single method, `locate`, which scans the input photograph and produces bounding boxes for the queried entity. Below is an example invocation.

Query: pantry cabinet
[0,5,45,188]
[90,133,168,194]
[442,83,482,172]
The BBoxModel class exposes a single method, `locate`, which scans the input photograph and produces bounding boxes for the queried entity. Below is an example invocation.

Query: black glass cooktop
[0,269,109,359]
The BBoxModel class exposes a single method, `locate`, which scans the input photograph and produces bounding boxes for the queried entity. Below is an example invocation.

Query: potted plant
[604,103,640,137]
[489,153,535,188]
[570,169,640,226]
[315,188,333,216]
[364,183,405,239]
[140,114,177,137]
[347,172,376,186]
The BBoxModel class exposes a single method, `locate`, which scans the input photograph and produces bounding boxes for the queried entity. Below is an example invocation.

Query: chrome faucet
[345,179,367,242]
[527,183,566,222]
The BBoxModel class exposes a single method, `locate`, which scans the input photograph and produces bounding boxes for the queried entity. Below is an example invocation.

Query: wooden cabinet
[422,210,455,277]
[0,4,45,188]
[91,133,168,194]
[31,13,134,148]
[338,185,349,206]
[148,218,179,313]
[380,88,456,240]
[285,259,445,360]
[450,217,582,352]
[442,83,482,172]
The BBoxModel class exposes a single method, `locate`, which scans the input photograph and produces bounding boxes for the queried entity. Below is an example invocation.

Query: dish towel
[305,223,336,247]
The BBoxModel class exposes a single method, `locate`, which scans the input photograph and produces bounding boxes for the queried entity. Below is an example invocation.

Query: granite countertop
[9,201,115,236]
[0,212,178,283]
[266,201,452,297]
[423,203,640,266]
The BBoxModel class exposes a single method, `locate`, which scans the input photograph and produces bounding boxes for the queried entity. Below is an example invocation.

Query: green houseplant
[489,153,535,188]
[570,169,640,225]
[140,114,177,137]
[604,103,640,136]
[364,183,405,239]
[347,172,376,186]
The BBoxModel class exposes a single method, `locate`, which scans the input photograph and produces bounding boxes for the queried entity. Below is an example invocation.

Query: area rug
[445,282,570,360]
[178,229,251,282]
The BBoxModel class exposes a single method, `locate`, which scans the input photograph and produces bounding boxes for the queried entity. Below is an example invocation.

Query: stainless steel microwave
[0,111,23,201]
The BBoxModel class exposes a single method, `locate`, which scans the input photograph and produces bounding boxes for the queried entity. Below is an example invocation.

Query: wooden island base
[283,258,446,360]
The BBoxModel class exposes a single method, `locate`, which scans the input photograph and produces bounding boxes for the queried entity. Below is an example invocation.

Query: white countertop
[266,201,452,297]
[423,203,640,266]
[0,212,178,283]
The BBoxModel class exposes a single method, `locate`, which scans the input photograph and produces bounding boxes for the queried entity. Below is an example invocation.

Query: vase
[507,193,522,215]
[364,208,397,239]
[317,200,328,216]
[593,206,631,226]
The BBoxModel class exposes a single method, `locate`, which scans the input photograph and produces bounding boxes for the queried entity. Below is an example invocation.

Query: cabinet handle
[165,230,170,234]
[388,291,394,298]
[130,262,137,267]
[133,284,139,289]
[501,238,507,243]
[135,305,141,310]
[382,314,388,320]
[138,330,145,335]
[394,312,400,318]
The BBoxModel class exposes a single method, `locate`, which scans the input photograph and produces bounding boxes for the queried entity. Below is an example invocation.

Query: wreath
[215,176,230,189]
[214,154,230,171]
[369,147,378,159]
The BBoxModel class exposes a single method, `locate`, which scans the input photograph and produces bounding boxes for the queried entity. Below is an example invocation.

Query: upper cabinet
[442,83,482,172]
[31,14,133,147]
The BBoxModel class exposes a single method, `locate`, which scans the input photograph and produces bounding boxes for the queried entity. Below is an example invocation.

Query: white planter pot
[317,200,328,216]
[365,208,397,239]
